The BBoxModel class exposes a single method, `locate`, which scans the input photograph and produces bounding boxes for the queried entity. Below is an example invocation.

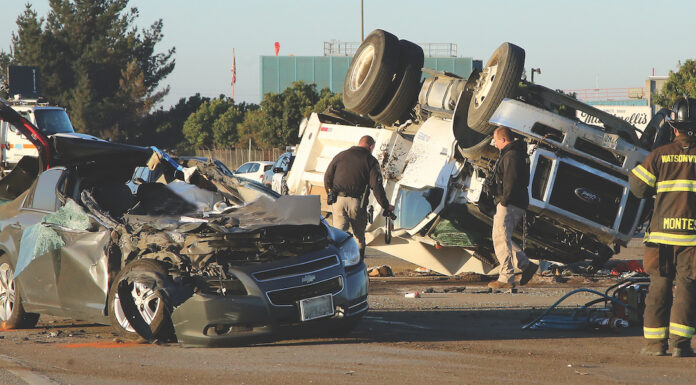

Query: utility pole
[361,0,364,41]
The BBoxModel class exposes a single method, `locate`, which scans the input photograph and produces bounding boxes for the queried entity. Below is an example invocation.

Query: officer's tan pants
[331,196,367,251]
[492,203,530,284]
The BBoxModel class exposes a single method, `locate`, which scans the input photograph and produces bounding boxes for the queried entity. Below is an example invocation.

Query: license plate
[602,133,619,149]
[299,294,334,321]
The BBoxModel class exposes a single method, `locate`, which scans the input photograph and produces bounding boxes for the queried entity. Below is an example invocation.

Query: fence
[194,148,282,170]
[562,87,646,102]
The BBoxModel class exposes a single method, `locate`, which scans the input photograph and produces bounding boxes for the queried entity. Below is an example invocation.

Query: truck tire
[467,42,525,134]
[369,40,424,126]
[343,29,401,115]
[108,259,174,341]
[0,255,40,329]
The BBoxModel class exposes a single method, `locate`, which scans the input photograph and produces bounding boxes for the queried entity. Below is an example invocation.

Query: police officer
[630,96,696,357]
[488,126,537,289]
[324,135,394,258]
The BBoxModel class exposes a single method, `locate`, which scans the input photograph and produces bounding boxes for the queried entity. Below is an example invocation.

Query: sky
[1,0,694,109]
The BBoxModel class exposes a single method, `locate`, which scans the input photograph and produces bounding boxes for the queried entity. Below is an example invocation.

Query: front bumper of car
[170,247,368,347]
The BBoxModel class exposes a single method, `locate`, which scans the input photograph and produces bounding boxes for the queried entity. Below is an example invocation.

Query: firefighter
[630,96,696,357]
[324,135,394,259]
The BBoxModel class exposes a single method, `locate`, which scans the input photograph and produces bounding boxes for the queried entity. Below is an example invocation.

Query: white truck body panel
[287,113,496,276]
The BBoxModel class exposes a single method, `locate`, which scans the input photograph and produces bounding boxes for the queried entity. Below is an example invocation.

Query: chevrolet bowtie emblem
[301,274,316,284]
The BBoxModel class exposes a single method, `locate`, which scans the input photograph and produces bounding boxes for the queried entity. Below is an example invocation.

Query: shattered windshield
[34,109,75,135]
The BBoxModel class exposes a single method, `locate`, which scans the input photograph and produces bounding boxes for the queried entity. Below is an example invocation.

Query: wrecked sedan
[0,99,368,347]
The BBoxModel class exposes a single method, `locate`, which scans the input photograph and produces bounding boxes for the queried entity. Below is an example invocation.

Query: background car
[235,161,273,184]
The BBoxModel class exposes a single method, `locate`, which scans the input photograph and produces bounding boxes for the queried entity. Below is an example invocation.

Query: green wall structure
[260,56,482,99]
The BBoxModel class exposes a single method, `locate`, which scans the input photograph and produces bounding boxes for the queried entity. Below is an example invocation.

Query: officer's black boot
[670,337,696,357]
[640,339,668,356]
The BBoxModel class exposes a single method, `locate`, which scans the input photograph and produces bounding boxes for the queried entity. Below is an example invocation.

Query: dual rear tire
[343,30,424,126]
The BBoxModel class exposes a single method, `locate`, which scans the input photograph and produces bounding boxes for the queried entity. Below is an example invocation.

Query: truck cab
[0,99,75,170]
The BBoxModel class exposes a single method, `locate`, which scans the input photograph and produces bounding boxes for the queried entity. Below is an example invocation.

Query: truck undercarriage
[286,29,667,276]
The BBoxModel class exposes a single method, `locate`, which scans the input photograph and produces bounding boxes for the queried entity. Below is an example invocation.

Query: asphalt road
[1,248,693,385]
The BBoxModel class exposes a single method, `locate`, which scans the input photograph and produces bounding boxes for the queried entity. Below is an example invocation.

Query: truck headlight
[338,237,361,267]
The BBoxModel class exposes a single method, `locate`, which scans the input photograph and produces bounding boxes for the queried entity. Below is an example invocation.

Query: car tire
[108,259,174,340]
[0,255,39,329]
[343,29,401,115]
[369,40,424,126]
[467,42,525,134]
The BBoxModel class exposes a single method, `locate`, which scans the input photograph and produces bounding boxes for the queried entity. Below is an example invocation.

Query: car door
[14,168,110,320]
[12,168,68,311]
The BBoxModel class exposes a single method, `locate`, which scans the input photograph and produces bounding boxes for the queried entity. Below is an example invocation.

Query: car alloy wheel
[0,262,15,321]
[112,282,162,333]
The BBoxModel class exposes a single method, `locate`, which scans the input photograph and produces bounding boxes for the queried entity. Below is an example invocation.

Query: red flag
[274,42,280,56]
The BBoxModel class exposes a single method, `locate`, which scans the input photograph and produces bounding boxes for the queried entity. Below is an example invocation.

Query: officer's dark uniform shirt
[324,146,390,209]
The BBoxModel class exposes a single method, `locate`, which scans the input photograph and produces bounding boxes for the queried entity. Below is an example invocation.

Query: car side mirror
[273,167,284,173]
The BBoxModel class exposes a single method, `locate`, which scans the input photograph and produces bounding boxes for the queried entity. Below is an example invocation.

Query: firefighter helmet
[669,96,696,135]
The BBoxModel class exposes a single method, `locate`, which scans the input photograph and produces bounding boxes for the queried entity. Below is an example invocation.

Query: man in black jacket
[324,135,394,258]
[489,126,537,289]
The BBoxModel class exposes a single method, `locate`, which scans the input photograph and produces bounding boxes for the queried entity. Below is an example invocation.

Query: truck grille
[266,276,343,306]
[548,162,623,227]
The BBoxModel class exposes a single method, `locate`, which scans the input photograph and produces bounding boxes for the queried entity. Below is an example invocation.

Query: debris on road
[404,291,421,298]
[368,265,394,277]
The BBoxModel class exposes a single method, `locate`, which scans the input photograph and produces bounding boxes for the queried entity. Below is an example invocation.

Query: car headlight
[338,237,361,267]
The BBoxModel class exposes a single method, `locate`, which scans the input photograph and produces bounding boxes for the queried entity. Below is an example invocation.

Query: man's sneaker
[488,280,515,289]
[519,262,538,286]
[671,346,696,357]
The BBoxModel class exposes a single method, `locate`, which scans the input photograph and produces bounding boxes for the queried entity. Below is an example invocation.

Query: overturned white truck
[286,30,669,276]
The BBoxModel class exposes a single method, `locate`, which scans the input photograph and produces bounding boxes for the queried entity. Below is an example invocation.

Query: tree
[240,81,322,148]
[139,93,210,152]
[237,109,265,148]
[182,98,233,148]
[306,88,344,116]
[1,1,175,141]
[653,60,696,108]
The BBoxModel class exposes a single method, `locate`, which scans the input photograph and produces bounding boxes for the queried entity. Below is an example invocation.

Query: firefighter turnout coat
[629,135,696,245]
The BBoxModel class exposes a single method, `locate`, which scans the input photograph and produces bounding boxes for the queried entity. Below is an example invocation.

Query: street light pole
[531,68,541,83]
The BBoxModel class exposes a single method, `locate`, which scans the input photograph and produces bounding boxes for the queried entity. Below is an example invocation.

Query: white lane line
[0,354,60,385]
[363,316,433,330]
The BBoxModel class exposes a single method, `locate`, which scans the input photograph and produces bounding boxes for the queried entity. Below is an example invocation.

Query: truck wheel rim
[350,45,376,92]
[113,282,161,332]
[472,63,499,109]
[0,263,15,321]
